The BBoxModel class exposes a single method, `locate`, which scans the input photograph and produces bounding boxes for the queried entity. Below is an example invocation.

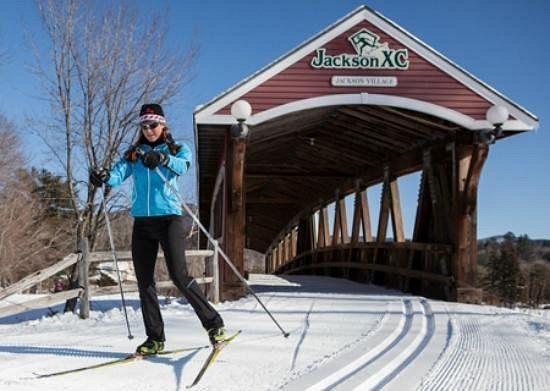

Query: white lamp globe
[486,105,509,125]
[231,100,252,121]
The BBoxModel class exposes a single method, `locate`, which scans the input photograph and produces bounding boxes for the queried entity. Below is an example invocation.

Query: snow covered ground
[1,274,549,390]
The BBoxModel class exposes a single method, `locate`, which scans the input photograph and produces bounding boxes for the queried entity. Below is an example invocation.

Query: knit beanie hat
[139,104,166,124]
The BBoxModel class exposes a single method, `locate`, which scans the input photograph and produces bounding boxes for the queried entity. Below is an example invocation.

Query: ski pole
[137,149,289,338]
[100,188,134,340]
[157,166,289,338]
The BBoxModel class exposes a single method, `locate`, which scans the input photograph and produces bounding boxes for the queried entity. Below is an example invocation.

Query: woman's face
[141,122,163,143]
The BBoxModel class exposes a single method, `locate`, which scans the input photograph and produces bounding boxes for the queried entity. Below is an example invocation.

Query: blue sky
[1,0,549,239]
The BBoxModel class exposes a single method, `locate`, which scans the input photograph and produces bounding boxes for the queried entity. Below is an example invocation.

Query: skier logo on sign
[349,28,381,56]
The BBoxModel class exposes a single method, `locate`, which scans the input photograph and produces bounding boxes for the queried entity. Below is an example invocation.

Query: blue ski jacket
[106,143,192,217]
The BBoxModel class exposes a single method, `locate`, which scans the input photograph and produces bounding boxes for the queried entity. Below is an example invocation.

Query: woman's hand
[142,151,168,169]
[90,167,110,187]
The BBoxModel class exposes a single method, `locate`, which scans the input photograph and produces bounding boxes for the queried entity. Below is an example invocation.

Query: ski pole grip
[135,146,145,157]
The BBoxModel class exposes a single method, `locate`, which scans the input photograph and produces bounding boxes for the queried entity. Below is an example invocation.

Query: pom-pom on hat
[139,103,166,124]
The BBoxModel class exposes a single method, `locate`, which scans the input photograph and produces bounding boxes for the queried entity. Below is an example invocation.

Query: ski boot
[207,327,227,346]
[136,337,165,355]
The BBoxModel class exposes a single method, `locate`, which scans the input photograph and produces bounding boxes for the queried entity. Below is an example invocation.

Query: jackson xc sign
[310,28,409,70]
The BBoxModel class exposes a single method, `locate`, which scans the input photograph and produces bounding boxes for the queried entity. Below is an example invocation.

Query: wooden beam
[0,254,79,301]
[404,156,431,292]
[87,250,214,263]
[89,279,214,296]
[316,124,387,161]
[317,206,330,248]
[436,163,453,240]
[332,193,349,246]
[230,140,246,213]
[0,289,82,318]
[283,241,452,257]
[281,236,287,263]
[358,187,373,242]
[296,216,315,254]
[463,144,489,215]
[332,110,412,149]
[279,262,453,285]
[351,186,363,244]
[379,106,459,132]
[339,198,350,244]
[376,169,391,243]
[266,253,272,273]
[223,137,247,299]
[246,197,301,204]
[453,143,488,292]
[273,246,280,269]
[389,177,405,242]
[291,228,298,258]
[247,173,354,179]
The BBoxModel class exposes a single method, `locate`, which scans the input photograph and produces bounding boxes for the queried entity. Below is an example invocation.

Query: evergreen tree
[486,234,522,306]
[29,168,75,217]
[516,234,535,262]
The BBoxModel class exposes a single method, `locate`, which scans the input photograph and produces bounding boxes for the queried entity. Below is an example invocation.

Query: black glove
[142,151,168,169]
[90,167,110,187]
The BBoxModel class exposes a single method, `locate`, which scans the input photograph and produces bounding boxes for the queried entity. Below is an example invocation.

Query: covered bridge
[193,6,538,301]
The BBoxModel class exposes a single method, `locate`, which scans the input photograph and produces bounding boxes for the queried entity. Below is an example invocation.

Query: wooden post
[291,227,298,258]
[389,178,405,243]
[266,252,272,273]
[332,193,349,246]
[296,216,314,254]
[274,246,280,270]
[453,143,488,302]
[350,183,372,282]
[376,168,391,244]
[351,183,372,244]
[317,205,330,248]
[282,233,288,263]
[223,136,247,300]
[78,238,90,319]
[403,151,426,291]
[212,240,220,304]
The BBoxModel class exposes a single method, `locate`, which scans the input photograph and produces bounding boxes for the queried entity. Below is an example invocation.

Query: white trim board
[196,93,533,132]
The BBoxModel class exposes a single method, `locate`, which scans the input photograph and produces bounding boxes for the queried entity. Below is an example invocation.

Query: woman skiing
[90,103,226,355]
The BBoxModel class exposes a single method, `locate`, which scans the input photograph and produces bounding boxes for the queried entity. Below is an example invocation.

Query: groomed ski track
[0,274,549,390]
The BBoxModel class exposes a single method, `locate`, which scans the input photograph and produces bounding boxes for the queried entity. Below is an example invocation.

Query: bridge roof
[195,5,537,128]
[194,5,538,252]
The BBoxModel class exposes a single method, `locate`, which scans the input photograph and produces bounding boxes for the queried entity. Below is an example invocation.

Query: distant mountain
[478,235,550,247]
[478,233,550,263]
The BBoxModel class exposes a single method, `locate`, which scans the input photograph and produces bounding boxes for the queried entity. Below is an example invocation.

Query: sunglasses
[140,122,160,130]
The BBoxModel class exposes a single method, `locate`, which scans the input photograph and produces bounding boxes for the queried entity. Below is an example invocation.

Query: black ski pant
[132,215,224,341]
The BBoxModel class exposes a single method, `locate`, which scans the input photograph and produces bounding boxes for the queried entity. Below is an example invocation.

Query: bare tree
[31,0,197,248]
[0,116,23,188]
[0,115,68,288]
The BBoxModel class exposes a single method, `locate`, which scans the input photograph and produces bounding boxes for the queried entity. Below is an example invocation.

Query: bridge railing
[270,241,454,300]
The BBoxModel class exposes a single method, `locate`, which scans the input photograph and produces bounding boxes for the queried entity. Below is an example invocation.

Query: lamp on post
[479,105,509,145]
[230,100,252,139]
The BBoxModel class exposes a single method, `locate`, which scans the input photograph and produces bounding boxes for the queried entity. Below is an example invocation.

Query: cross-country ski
[187,330,241,388]
[34,346,208,379]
